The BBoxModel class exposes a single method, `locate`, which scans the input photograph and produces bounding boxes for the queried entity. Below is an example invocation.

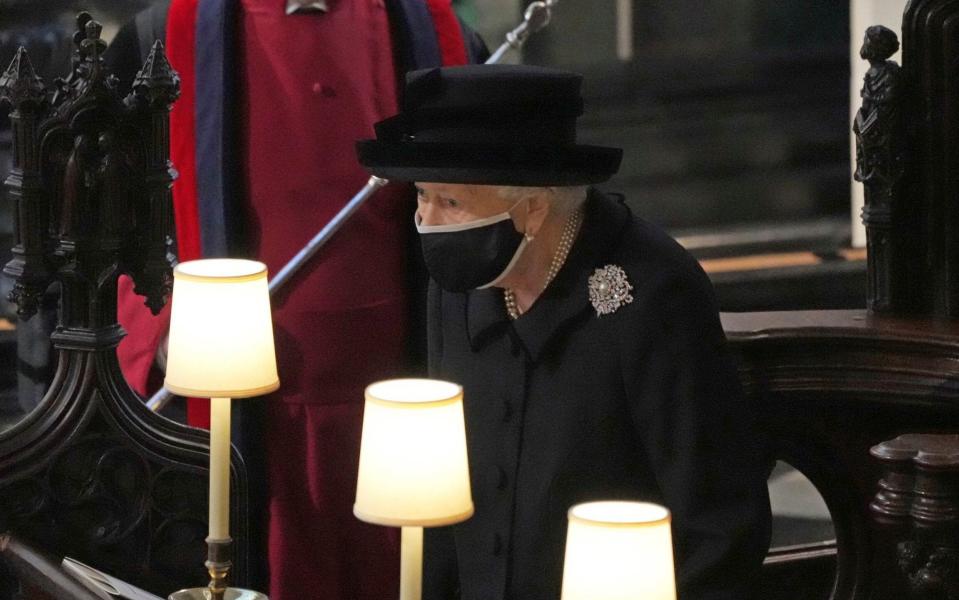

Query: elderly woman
[357,65,771,600]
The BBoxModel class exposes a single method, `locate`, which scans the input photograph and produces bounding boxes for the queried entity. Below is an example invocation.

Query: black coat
[422,190,772,600]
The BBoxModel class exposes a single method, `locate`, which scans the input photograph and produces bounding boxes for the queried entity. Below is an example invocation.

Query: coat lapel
[466,287,509,350]
[466,190,632,362]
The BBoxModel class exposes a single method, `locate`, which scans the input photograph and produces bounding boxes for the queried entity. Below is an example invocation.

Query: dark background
[1,0,859,319]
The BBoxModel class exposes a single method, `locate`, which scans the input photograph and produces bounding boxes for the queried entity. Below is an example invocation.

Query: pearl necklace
[504,208,584,320]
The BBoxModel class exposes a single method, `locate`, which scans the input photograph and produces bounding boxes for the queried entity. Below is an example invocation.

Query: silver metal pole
[268,176,388,293]
[146,387,173,411]
[487,1,557,64]
[148,1,560,414]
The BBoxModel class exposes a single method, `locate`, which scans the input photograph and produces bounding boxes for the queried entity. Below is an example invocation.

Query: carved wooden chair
[0,14,251,599]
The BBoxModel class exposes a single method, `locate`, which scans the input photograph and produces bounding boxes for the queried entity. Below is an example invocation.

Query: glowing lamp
[354,379,474,600]
[562,501,676,600]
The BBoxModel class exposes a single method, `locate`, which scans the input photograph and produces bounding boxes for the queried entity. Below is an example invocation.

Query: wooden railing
[725,310,959,600]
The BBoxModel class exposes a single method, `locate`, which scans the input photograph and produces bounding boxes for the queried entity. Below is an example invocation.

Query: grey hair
[496,185,588,215]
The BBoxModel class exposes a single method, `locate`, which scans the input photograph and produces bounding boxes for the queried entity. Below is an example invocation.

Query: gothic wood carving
[0,13,251,597]
[871,435,959,600]
[857,1,959,318]
[853,25,903,314]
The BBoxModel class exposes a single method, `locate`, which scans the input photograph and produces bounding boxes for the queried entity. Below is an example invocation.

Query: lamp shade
[354,379,474,527]
[561,501,676,600]
[164,259,280,398]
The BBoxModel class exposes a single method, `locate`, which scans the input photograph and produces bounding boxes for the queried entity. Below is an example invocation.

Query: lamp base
[168,588,268,600]
[170,537,268,600]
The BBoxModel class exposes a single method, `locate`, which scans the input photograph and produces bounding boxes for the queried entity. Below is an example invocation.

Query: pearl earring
[525,233,535,242]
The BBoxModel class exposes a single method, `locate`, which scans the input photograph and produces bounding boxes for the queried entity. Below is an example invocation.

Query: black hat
[356,64,623,186]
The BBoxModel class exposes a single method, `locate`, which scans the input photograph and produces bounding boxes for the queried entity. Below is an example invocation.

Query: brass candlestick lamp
[164,259,279,600]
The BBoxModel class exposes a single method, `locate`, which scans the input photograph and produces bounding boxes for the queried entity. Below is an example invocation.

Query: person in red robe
[105,2,486,598]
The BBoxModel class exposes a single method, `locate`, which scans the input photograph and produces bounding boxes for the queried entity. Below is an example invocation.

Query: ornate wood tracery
[0,13,251,597]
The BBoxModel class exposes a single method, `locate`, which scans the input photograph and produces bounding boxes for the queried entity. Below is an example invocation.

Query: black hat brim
[356,140,623,186]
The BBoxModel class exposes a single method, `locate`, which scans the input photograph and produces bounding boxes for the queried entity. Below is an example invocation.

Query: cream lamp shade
[354,379,474,527]
[164,259,280,398]
[561,501,677,600]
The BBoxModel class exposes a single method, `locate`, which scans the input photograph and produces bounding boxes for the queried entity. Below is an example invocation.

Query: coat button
[501,400,513,423]
[492,533,503,556]
[488,465,507,491]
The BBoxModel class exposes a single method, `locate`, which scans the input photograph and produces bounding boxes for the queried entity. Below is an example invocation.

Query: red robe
[115,1,470,598]
[240,2,407,598]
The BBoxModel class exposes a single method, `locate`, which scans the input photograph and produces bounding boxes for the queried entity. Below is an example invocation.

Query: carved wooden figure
[851,1,959,318]
[854,25,903,314]
[857,1,959,318]
[0,13,251,598]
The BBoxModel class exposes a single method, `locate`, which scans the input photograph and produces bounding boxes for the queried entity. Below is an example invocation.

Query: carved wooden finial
[0,48,45,107]
[130,41,181,107]
[2,12,180,321]
[80,18,107,62]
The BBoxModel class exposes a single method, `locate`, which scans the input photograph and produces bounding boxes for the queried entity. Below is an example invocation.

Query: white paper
[62,557,163,600]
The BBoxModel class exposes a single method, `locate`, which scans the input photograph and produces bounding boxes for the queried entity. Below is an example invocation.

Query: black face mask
[416,211,529,293]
